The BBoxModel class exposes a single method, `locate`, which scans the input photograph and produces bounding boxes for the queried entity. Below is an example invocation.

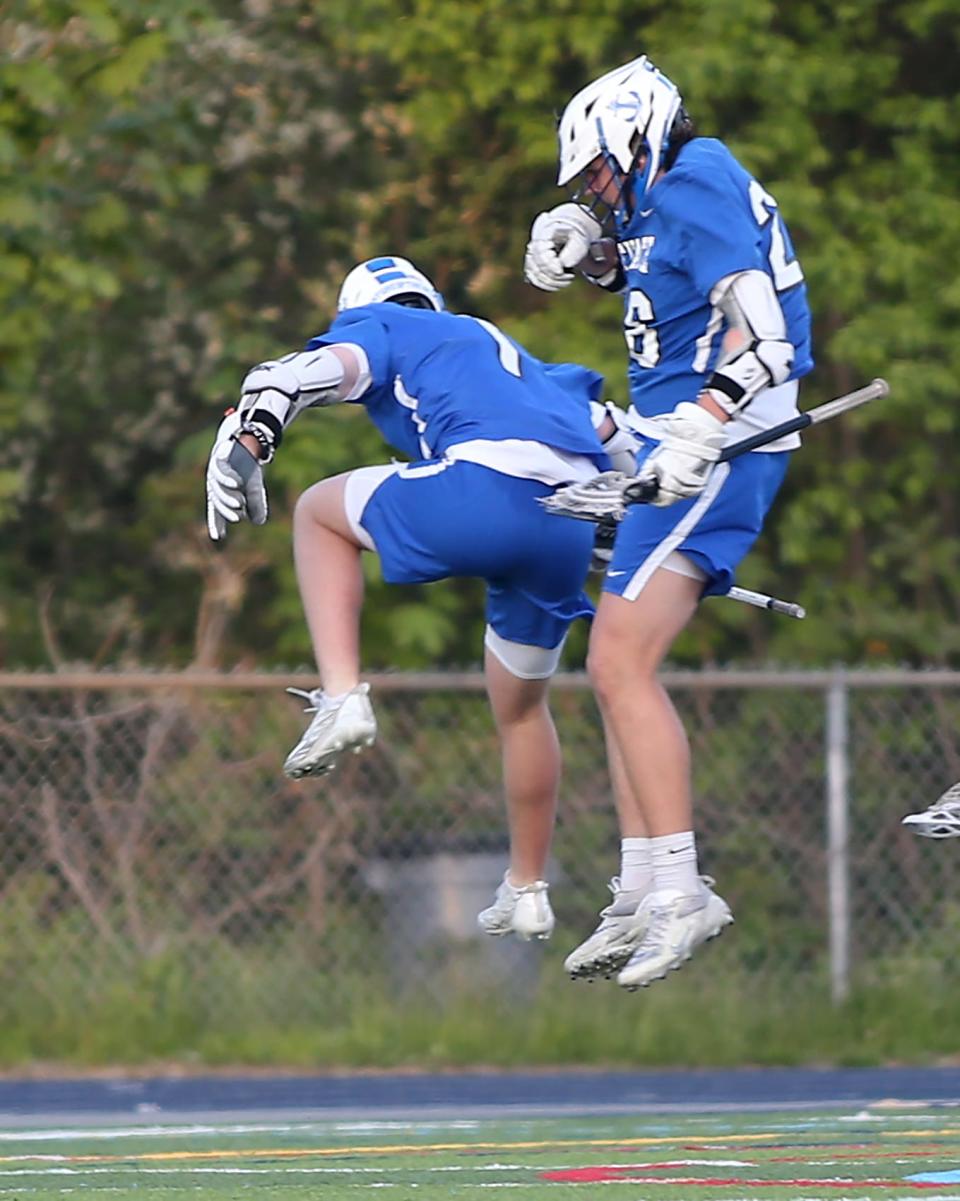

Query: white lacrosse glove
[524,203,602,292]
[639,402,728,507]
[205,411,269,542]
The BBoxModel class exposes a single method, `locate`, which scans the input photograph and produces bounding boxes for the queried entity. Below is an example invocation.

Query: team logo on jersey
[619,236,656,274]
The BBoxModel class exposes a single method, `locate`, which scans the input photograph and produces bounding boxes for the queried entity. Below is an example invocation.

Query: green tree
[2,0,959,669]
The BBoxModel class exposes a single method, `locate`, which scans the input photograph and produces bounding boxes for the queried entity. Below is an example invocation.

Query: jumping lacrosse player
[523,55,814,989]
[205,256,638,943]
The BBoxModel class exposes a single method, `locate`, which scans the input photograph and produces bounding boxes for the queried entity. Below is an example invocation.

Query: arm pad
[705,270,794,415]
[236,343,370,460]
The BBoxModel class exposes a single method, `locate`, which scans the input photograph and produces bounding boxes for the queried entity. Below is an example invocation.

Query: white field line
[0,1118,481,1142]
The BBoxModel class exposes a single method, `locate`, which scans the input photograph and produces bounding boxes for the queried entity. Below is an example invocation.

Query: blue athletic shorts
[358,460,596,648]
[603,446,791,601]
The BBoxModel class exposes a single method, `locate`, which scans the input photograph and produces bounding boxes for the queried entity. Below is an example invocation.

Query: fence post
[825,672,851,1003]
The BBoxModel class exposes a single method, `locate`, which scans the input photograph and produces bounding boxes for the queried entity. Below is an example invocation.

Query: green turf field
[0,1104,958,1198]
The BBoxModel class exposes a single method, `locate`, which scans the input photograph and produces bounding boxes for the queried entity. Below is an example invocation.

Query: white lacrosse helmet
[337,256,445,313]
[557,55,685,210]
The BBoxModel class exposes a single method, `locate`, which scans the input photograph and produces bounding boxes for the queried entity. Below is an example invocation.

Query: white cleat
[902,783,960,839]
[616,885,734,991]
[563,877,651,981]
[477,874,554,941]
[283,683,377,779]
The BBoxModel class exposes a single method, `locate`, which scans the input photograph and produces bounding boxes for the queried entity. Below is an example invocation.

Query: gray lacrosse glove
[205,413,269,542]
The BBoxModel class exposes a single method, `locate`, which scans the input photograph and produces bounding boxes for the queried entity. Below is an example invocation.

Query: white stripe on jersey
[444,439,599,486]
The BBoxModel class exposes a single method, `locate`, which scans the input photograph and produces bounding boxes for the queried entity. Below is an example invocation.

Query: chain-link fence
[1,669,957,1061]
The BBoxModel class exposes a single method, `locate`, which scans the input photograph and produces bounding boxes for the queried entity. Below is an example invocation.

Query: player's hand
[205,413,269,542]
[596,401,640,475]
[640,402,727,507]
[524,204,603,291]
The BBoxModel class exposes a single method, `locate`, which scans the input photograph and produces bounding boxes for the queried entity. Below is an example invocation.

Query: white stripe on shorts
[342,464,400,551]
[621,462,730,601]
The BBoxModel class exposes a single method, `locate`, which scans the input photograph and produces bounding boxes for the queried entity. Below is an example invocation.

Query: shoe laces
[599,877,643,922]
[502,877,548,900]
[636,899,676,951]
[286,687,327,714]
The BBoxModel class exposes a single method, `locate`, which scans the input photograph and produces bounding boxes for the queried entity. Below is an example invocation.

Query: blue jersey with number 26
[617,138,814,419]
[306,306,608,470]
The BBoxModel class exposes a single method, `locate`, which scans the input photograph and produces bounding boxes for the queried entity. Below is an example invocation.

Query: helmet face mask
[572,151,637,234]
[557,55,685,229]
[337,256,445,313]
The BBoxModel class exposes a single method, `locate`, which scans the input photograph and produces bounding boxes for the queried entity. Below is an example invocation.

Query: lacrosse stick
[726,587,806,619]
[593,518,806,618]
[542,378,890,520]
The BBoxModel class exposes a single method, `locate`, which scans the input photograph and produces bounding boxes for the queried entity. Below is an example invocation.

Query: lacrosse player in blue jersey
[524,55,814,990]
[205,256,638,943]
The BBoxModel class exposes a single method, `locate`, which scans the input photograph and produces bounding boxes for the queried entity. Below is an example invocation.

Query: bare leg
[588,569,734,988]
[292,473,366,696]
[483,647,558,885]
[604,721,648,839]
[588,568,701,836]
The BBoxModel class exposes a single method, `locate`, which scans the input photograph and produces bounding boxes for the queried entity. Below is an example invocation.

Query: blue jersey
[306,306,608,471]
[616,138,813,419]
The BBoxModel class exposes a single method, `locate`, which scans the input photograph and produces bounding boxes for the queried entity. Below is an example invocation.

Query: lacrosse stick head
[901,782,960,839]
[338,256,445,313]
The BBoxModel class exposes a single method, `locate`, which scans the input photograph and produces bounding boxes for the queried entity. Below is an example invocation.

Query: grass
[0,1104,958,1198]
[1,959,958,1070]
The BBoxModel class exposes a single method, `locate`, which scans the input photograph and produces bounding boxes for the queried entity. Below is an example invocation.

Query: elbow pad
[706,270,794,414]
[237,345,367,461]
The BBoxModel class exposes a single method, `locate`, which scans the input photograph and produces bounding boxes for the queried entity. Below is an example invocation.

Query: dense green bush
[3,0,960,669]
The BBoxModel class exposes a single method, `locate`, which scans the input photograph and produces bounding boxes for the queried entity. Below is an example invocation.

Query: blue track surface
[0,1066,957,1125]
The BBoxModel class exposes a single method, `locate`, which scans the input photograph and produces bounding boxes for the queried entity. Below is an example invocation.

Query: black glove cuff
[237,422,276,464]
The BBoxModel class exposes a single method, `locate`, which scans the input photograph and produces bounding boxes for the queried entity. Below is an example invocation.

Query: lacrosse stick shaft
[726,586,806,619]
[627,378,889,504]
[716,377,889,461]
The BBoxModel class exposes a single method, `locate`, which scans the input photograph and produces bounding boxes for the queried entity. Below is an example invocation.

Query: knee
[587,631,654,707]
[293,482,320,526]
[294,479,338,529]
[586,640,619,706]
[494,693,551,732]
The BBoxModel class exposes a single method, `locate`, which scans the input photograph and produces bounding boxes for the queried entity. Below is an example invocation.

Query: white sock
[651,831,700,895]
[619,837,653,894]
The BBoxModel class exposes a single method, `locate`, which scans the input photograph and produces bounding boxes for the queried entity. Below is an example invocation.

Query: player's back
[310,306,607,466]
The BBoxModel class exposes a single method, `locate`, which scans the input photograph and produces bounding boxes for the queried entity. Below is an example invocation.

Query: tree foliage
[3,0,959,668]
